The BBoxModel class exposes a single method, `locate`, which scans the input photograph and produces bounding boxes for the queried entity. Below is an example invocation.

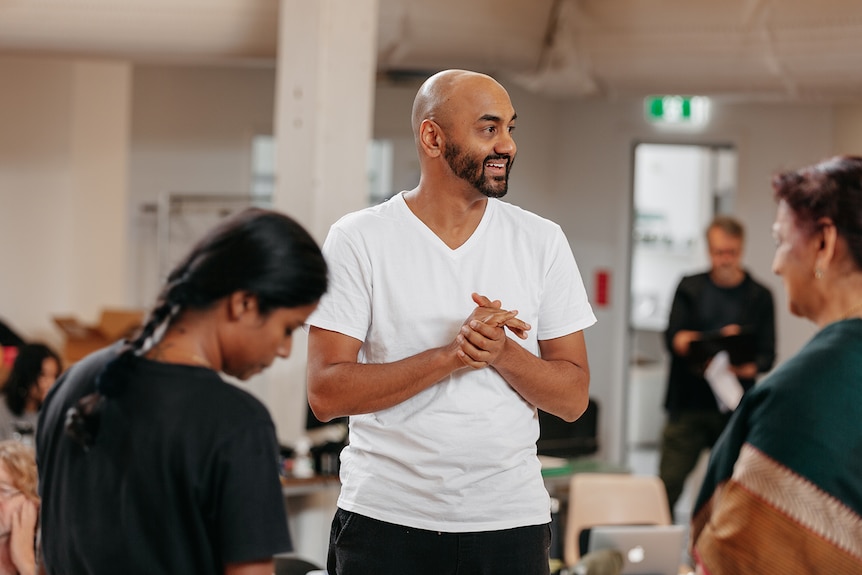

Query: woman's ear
[227,291,259,321]
[815,217,838,270]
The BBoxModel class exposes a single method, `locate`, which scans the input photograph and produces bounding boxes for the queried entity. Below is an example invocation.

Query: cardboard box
[53,308,145,364]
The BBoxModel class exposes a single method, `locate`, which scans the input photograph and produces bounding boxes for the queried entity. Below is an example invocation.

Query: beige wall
[128,64,276,308]
[372,85,834,461]
[834,103,862,155]
[0,56,853,458]
[548,98,831,460]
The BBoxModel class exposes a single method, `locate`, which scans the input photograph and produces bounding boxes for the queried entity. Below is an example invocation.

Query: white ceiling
[2,0,862,102]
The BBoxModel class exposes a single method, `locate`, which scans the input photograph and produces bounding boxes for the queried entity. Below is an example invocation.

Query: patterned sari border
[734,443,862,560]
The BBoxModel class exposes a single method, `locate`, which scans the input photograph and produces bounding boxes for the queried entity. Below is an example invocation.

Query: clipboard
[687,330,756,367]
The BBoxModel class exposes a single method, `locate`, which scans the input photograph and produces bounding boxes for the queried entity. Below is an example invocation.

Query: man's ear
[228,291,259,321]
[419,119,443,158]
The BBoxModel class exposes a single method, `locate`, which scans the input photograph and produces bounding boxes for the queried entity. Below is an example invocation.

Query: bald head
[409,69,517,198]
[411,69,509,137]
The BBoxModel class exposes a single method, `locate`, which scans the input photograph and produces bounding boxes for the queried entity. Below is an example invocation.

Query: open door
[625,143,737,481]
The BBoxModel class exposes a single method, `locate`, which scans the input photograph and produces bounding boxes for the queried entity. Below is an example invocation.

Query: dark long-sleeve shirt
[664,271,776,414]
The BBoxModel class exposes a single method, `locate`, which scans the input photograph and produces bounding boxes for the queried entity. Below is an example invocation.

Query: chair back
[563,473,672,567]
[537,398,599,458]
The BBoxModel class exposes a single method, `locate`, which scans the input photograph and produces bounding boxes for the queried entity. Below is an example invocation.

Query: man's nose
[495,132,516,156]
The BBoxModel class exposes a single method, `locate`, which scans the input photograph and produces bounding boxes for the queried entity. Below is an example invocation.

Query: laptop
[586,525,686,575]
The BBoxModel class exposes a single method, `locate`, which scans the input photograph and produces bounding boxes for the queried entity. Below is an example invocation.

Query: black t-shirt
[36,345,292,574]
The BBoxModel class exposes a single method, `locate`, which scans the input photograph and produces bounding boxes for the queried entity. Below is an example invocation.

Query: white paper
[704,350,744,412]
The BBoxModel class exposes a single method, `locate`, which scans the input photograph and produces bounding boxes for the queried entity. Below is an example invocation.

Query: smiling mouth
[485,160,507,172]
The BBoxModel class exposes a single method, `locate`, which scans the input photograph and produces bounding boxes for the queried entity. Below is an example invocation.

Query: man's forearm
[492,336,590,422]
[308,345,467,421]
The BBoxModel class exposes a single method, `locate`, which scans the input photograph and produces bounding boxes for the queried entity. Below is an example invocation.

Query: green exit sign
[645,95,709,125]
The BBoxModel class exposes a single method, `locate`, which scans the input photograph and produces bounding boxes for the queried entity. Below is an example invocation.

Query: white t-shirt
[307,192,596,532]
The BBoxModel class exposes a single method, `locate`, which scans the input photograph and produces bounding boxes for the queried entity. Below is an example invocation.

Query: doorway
[625,142,737,517]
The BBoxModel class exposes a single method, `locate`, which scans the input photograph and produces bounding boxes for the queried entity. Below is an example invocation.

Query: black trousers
[659,409,731,512]
[327,507,552,575]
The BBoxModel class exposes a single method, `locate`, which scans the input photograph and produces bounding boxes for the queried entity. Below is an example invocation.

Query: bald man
[306,70,596,575]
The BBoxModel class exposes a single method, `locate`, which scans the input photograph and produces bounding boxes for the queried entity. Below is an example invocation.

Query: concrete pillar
[269,1,378,565]
[69,61,133,317]
[274,0,378,242]
[0,58,131,344]
[269,0,377,443]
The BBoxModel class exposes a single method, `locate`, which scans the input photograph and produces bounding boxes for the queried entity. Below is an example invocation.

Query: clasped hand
[455,293,530,369]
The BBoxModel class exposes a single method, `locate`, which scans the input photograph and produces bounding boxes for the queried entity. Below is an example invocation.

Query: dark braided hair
[3,343,62,416]
[65,207,328,449]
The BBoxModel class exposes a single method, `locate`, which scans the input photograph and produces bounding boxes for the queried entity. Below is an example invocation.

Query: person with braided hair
[35,208,328,575]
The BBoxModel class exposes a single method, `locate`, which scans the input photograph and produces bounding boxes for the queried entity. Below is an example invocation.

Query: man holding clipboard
[659,216,776,516]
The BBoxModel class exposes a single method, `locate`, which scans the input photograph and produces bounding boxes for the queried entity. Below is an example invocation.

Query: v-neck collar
[395,191,495,257]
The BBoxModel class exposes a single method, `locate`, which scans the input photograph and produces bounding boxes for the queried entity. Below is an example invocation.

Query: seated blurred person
[0,440,39,575]
[0,344,62,443]
[0,319,26,387]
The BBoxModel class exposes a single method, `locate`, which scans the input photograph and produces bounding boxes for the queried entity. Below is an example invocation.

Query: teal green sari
[692,319,862,574]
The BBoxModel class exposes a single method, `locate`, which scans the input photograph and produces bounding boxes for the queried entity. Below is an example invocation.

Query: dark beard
[443,142,512,198]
